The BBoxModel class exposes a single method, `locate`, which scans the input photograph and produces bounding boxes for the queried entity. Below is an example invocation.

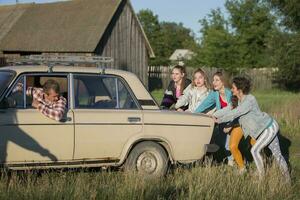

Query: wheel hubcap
[136,151,157,174]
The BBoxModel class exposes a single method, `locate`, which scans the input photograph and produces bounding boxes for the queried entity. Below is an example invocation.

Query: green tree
[137,9,199,66]
[137,9,165,65]
[266,0,300,31]
[225,0,276,68]
[195,9,239,73]
[264,0,300,90]
[270,33,300,90]
[160,22,198,58]
[193,0,278,73]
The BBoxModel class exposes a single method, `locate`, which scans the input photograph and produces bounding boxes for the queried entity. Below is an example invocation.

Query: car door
[72,74,142,161]
[0,74,74,164]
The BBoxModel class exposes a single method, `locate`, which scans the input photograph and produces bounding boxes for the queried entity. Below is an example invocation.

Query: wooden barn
[0,0,154,85]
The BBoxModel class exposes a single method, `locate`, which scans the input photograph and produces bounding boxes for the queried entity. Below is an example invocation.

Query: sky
[0,0,226,38]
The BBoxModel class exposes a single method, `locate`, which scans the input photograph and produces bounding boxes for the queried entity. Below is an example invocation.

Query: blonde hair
[191,68,210,89]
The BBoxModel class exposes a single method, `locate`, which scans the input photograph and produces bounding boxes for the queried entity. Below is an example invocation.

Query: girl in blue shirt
[194,71,234,165]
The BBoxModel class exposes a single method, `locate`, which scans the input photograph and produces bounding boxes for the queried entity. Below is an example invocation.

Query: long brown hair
[191,68,210,89]
[172,65,187,94]
[231,95,238,108]
[213,71,230,88]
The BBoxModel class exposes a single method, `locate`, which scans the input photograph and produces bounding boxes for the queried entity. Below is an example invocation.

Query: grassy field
[0,89,299,199]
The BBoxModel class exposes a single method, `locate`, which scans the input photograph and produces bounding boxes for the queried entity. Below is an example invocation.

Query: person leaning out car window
[14,79,67,121]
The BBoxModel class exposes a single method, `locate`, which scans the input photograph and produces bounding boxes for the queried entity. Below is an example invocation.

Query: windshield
[0,71,15,98]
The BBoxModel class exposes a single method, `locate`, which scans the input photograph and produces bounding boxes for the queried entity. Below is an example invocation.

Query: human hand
[207,113,213,118]
[32,99,40,108]
[212,116,218,123]
[13,82,23,93]
[223,127,232,133]
[177,108,184,112]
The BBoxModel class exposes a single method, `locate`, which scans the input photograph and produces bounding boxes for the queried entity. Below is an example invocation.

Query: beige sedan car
[0,65,215,177]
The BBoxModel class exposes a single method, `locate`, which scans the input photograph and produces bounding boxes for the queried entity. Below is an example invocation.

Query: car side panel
[142,110,214,162]
[73,109,142,160]
[0,109,74,163]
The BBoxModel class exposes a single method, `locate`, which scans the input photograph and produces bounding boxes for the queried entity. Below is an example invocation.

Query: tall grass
[0,89,299,199]
[254,90,300,138]
[0,164,296,200]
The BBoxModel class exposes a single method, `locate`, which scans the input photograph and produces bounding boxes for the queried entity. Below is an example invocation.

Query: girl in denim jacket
[213,77,290,182]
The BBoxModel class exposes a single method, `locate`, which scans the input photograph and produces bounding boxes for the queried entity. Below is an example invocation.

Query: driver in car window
[15,79,66,121]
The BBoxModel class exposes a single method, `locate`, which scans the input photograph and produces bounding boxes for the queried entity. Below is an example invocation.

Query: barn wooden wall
[95,0,149,86]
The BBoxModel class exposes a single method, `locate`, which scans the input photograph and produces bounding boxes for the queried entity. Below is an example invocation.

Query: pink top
[175,87,181,98]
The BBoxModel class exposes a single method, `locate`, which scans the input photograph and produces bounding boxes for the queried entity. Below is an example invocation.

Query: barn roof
[0,0,154,57]
[0,4,32,43]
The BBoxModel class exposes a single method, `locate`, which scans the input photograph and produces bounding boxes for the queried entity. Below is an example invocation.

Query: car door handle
[128,117,141,123]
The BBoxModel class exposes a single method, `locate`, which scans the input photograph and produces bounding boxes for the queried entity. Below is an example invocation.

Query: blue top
[194,88,232,113]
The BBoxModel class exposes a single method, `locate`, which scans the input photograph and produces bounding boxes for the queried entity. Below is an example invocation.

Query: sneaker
[238,167,247,175]
[228,159,235,167]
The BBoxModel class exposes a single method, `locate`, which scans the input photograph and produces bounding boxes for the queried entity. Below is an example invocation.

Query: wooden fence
[148,66,276,91]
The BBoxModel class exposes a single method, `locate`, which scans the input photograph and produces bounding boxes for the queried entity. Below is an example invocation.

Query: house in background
[169,49,194,66]
[0,0,154,86]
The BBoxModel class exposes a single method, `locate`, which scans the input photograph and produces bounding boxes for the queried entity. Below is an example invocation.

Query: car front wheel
[124,141,169,177]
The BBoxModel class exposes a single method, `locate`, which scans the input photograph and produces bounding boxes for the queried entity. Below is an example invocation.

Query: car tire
[124,141,169,177]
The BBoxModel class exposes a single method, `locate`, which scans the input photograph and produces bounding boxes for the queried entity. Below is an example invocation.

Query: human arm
[175,84,191,109]
[160,82,176,109]
[215,96,253,123]
[223,118,240,133]
[36,98,66,121]
[194,91,216,113]
[213,106,232,118]
[26,87,45,103]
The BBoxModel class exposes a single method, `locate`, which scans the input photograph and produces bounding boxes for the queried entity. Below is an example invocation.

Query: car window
[5,76,26,108]
[0,71,15,98]
[74,75,138,109]
[2,74,68,109]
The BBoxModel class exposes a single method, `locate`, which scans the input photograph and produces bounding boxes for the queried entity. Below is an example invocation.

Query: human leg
[229,127,244,169]
[225,134,234,165]
[251,125,276,178]
[250,138,256,146]
[267,121,291,182]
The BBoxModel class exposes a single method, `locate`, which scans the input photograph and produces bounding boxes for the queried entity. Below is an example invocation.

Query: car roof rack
[7,55,114,73]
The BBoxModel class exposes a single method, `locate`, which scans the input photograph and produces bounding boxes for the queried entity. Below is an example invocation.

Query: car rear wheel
[124,141,169,177]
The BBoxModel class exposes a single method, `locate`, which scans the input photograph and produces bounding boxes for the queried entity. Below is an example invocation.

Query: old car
[0,56,215,177]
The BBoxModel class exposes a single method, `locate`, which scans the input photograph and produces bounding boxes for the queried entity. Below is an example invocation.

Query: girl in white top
[175,68,210,112]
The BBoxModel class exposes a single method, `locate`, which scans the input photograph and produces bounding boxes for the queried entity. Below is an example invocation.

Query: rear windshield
[0,71,15,97]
